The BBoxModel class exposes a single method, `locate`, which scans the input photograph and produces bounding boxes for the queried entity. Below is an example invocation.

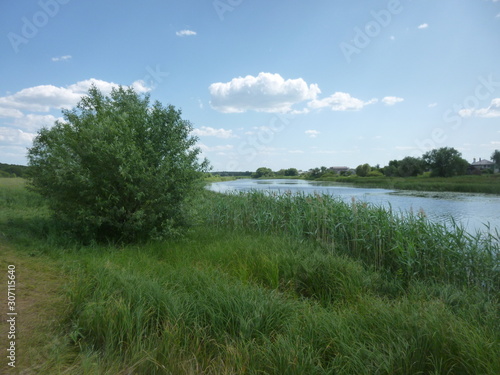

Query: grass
[1,178,499,374]
[199,190,500,295]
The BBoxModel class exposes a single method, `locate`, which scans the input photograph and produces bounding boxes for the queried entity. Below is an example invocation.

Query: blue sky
[1,0,500,171]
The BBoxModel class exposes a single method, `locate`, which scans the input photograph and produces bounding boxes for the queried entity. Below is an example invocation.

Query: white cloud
[192,126,237,139]
[288,150,304,154]
[209,72,320,113]
[176,29,197,37]
[309,92,377,111]
[418,23,429,29]
[0,78,150,113]
[0,127,36,145]
[11,114,62,132]
[496,13,500,18]
[428,102,438,108]
[0,107,23,118]
[305,130,320,138]
[198,143,234,152]
[458,98,500,118]
[395,146,419,151]
[51,55,72,62]
[381,96,404,106]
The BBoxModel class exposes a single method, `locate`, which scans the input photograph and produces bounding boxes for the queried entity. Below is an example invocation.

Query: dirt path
[1,244,68,374]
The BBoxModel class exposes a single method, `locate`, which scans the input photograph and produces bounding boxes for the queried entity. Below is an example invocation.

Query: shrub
[27,85,209,242]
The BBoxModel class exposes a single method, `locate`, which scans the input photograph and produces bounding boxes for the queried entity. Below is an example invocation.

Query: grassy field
[316,174,500,194]
[1,178,499,374]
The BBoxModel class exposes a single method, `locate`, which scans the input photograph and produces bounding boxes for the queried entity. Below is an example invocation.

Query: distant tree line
[247,147,500,181]
[252,167,299,179]
[350,147,499,178]
[0,163,29,178]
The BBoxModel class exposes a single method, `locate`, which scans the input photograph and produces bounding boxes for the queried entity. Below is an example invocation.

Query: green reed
[199,190,500,296]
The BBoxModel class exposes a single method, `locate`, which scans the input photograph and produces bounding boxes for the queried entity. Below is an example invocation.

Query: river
[207,179,500,234]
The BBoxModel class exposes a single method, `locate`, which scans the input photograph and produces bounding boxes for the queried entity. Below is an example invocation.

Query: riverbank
[314,174,500,194]
[1,178,499,374]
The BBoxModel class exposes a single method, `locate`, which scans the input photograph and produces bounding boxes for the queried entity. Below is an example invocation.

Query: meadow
[1,178,499,374]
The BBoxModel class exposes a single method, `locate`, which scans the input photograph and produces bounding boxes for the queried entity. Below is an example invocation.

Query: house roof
[471,159,494,166]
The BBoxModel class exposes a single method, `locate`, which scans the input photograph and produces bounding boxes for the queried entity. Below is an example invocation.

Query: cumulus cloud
[0,78,150,113]
[458,98,500,118]
[305,130,320,138]
[0,127,36,145]
[11,114,62,132]
[0,107,23,118]
[51,55,72,62]
[418,23,429,29]
[381,96,404,106]
[209,72,320,113]
[176,29,197,36]
[192,126,237,139]
[198,143,234,152]
[308,92,377,111]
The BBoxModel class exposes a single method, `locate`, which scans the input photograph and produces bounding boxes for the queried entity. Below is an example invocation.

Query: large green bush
[27,85,209,242]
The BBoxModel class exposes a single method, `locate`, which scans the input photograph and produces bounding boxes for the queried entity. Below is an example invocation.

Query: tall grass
[2,179,499,374]
[62,230,499,374]
[198,190,500,297]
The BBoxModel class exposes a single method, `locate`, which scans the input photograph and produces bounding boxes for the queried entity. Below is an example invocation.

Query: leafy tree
[27,85,209,242]
[492,149,500,171]
[355,163,371,177]
[383,160,399,177]
[367,170,384,177]
[422,147,469,177]
[285,168,299,176]
[307,167,321,179]
[252,167,274,178]
[398,156,425,177]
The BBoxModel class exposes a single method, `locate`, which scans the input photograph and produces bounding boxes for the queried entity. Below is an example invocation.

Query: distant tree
[307,167,321,179]
[492,150,500,171]
[383,160,399,177]
[252,167,274,178]
[367,170,384,177]
[398,156,425,177]
[28,85,209,242]
[355,163,371,177]
[422,147,469,177]
[285,168,299,177]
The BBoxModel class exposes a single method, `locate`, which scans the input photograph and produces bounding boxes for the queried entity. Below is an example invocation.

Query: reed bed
[199,190,500,297]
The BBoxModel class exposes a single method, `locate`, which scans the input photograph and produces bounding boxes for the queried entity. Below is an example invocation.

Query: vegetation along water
[1,177,499,374]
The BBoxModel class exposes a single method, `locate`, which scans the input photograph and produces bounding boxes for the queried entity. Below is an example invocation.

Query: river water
[207,179,500,234]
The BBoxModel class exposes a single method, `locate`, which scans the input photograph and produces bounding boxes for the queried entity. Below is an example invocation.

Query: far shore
[207,174,500,195]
